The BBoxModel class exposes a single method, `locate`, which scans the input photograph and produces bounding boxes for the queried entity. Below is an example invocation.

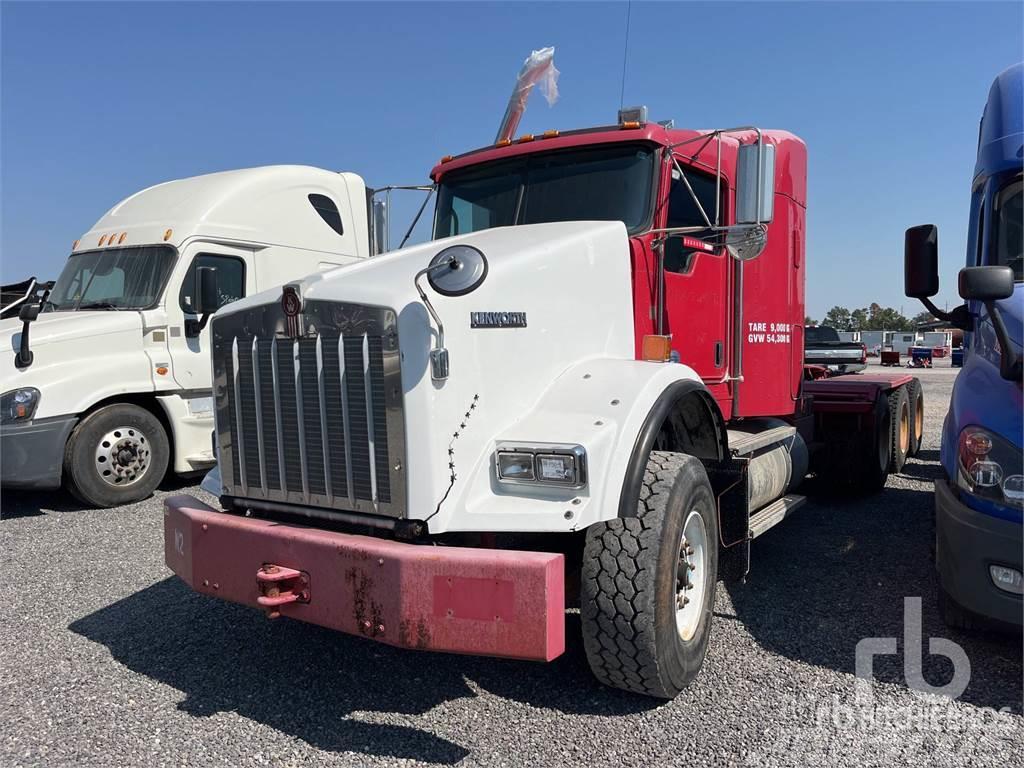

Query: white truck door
[168,243,254,392]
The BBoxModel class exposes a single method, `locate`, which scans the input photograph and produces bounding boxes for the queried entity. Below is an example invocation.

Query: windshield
[435,143,656,237]
[805,326,840,344]
[993,177,1022,281]
[46,246,176,311]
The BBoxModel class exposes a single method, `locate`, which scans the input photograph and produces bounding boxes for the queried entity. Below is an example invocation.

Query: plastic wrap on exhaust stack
[495,47,560,144]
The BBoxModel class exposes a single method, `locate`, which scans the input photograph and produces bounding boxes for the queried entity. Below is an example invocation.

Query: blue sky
[2,1,1021,318]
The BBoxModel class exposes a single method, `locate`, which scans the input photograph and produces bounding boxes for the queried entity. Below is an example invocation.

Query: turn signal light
[642,335,673,362]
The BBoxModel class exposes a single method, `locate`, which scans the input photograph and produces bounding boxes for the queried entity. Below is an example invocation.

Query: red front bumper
[163,495,565,661]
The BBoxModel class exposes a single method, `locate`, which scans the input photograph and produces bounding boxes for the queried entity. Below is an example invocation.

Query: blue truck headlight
[1,388,40,424]
[957,426,1023,508]
[495,443,587,488]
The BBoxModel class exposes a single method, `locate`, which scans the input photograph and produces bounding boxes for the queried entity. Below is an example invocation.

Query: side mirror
[15,301,40,368]
[736,141,775,224]
[958,265,1014,301]
[193,266,219,316]
[186,267,219,337]
[904,225,939,298]
[370,197,388,256]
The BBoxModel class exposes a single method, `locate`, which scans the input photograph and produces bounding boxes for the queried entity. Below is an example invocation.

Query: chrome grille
[212,299,405,518]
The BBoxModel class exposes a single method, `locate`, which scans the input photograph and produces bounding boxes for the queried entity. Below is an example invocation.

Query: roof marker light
[98,234,107,246]
[542,129,559,139]
[118,232,127,244]
[620,121,641,130]
[495,138,512,147]
[72,239,80,250]
[440,155,454,163]
[163,228,173,242]
[517,134,535,143]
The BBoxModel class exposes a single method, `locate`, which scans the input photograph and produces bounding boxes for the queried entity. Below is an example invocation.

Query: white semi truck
[0,166,378,507]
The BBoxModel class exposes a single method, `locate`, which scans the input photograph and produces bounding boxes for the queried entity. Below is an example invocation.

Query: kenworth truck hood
[0,311,151,419]
[212,221,635,531]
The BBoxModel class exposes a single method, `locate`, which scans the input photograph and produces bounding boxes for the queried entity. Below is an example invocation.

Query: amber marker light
[642,335,673,362]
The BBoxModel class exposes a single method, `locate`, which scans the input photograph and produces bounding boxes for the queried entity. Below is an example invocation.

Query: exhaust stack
[495,47,560,144]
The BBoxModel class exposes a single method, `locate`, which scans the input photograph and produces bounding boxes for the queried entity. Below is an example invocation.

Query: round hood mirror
[427,245,488,296]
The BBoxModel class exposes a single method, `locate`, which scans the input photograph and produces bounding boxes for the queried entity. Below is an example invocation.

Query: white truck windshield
[435,143,656,238]
[46,246,176,311]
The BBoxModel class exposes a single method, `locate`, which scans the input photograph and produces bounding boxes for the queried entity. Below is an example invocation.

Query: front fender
[433,358,713,534]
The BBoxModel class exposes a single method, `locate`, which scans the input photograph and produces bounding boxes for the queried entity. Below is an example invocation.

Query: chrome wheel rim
[676,509,708,641]
[95,426,151,487]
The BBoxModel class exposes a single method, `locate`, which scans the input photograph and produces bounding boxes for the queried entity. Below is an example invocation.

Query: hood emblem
[281,285,303,338]
[470,311,527,329]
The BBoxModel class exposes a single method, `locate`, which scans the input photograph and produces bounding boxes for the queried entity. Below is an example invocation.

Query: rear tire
[888,387,910,473]
[907,379,924,457]
[580,452,718,699]
[64,403,170,508]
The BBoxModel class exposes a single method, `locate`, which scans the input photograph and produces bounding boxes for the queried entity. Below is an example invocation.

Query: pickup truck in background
[804,325,867,374]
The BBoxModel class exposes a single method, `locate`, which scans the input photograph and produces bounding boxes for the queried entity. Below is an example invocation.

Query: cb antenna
[619,1,632,109]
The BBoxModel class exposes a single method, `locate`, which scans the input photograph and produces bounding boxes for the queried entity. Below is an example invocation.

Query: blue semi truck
[904,63,1023,630]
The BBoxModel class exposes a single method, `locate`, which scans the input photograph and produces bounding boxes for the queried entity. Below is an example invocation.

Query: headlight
[956,426,1023,508]
[495,442,587,488]
[0,388,40,423]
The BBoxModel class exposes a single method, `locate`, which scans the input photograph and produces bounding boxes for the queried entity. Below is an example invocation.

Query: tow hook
[256,564,310,619]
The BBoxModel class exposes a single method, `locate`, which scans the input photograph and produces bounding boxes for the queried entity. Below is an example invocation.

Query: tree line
[805,303,935,332]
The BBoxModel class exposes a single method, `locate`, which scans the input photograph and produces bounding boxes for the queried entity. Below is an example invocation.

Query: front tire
[580,452,718,699]
[64,403,169,508]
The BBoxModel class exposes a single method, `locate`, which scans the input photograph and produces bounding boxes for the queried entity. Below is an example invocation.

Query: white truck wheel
[580,451,718,699]
[64,404,169,508]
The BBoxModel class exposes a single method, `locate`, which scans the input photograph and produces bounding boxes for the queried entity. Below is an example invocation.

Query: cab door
[659,161,731,393]
[166,243,253,392]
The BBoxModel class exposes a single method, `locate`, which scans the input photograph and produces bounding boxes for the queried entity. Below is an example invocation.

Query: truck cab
[1,165,372,507]
[905,63,1023,628]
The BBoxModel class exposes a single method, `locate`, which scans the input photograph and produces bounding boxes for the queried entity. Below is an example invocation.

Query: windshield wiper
[76,301,121,311]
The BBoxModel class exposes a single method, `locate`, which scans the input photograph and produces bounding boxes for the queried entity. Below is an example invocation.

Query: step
[727,423,797,456]
[748,494,806,539]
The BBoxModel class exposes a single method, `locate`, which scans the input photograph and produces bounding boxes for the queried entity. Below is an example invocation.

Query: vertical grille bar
[293,340,309,502]
[270,338,287,494]
[316,336,333,503]
[251,336,267,496]
[362,332,378,507]
[231,337,248,494]
[339,334,355,506]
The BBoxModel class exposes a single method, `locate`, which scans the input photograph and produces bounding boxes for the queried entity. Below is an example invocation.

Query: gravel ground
[2,361,1021,767]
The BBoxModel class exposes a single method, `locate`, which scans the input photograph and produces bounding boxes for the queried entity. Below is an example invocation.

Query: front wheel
[580,452,718,699]
[64,403,170,508]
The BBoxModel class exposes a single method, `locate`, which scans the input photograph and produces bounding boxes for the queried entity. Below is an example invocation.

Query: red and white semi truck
[164,110,922,698]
